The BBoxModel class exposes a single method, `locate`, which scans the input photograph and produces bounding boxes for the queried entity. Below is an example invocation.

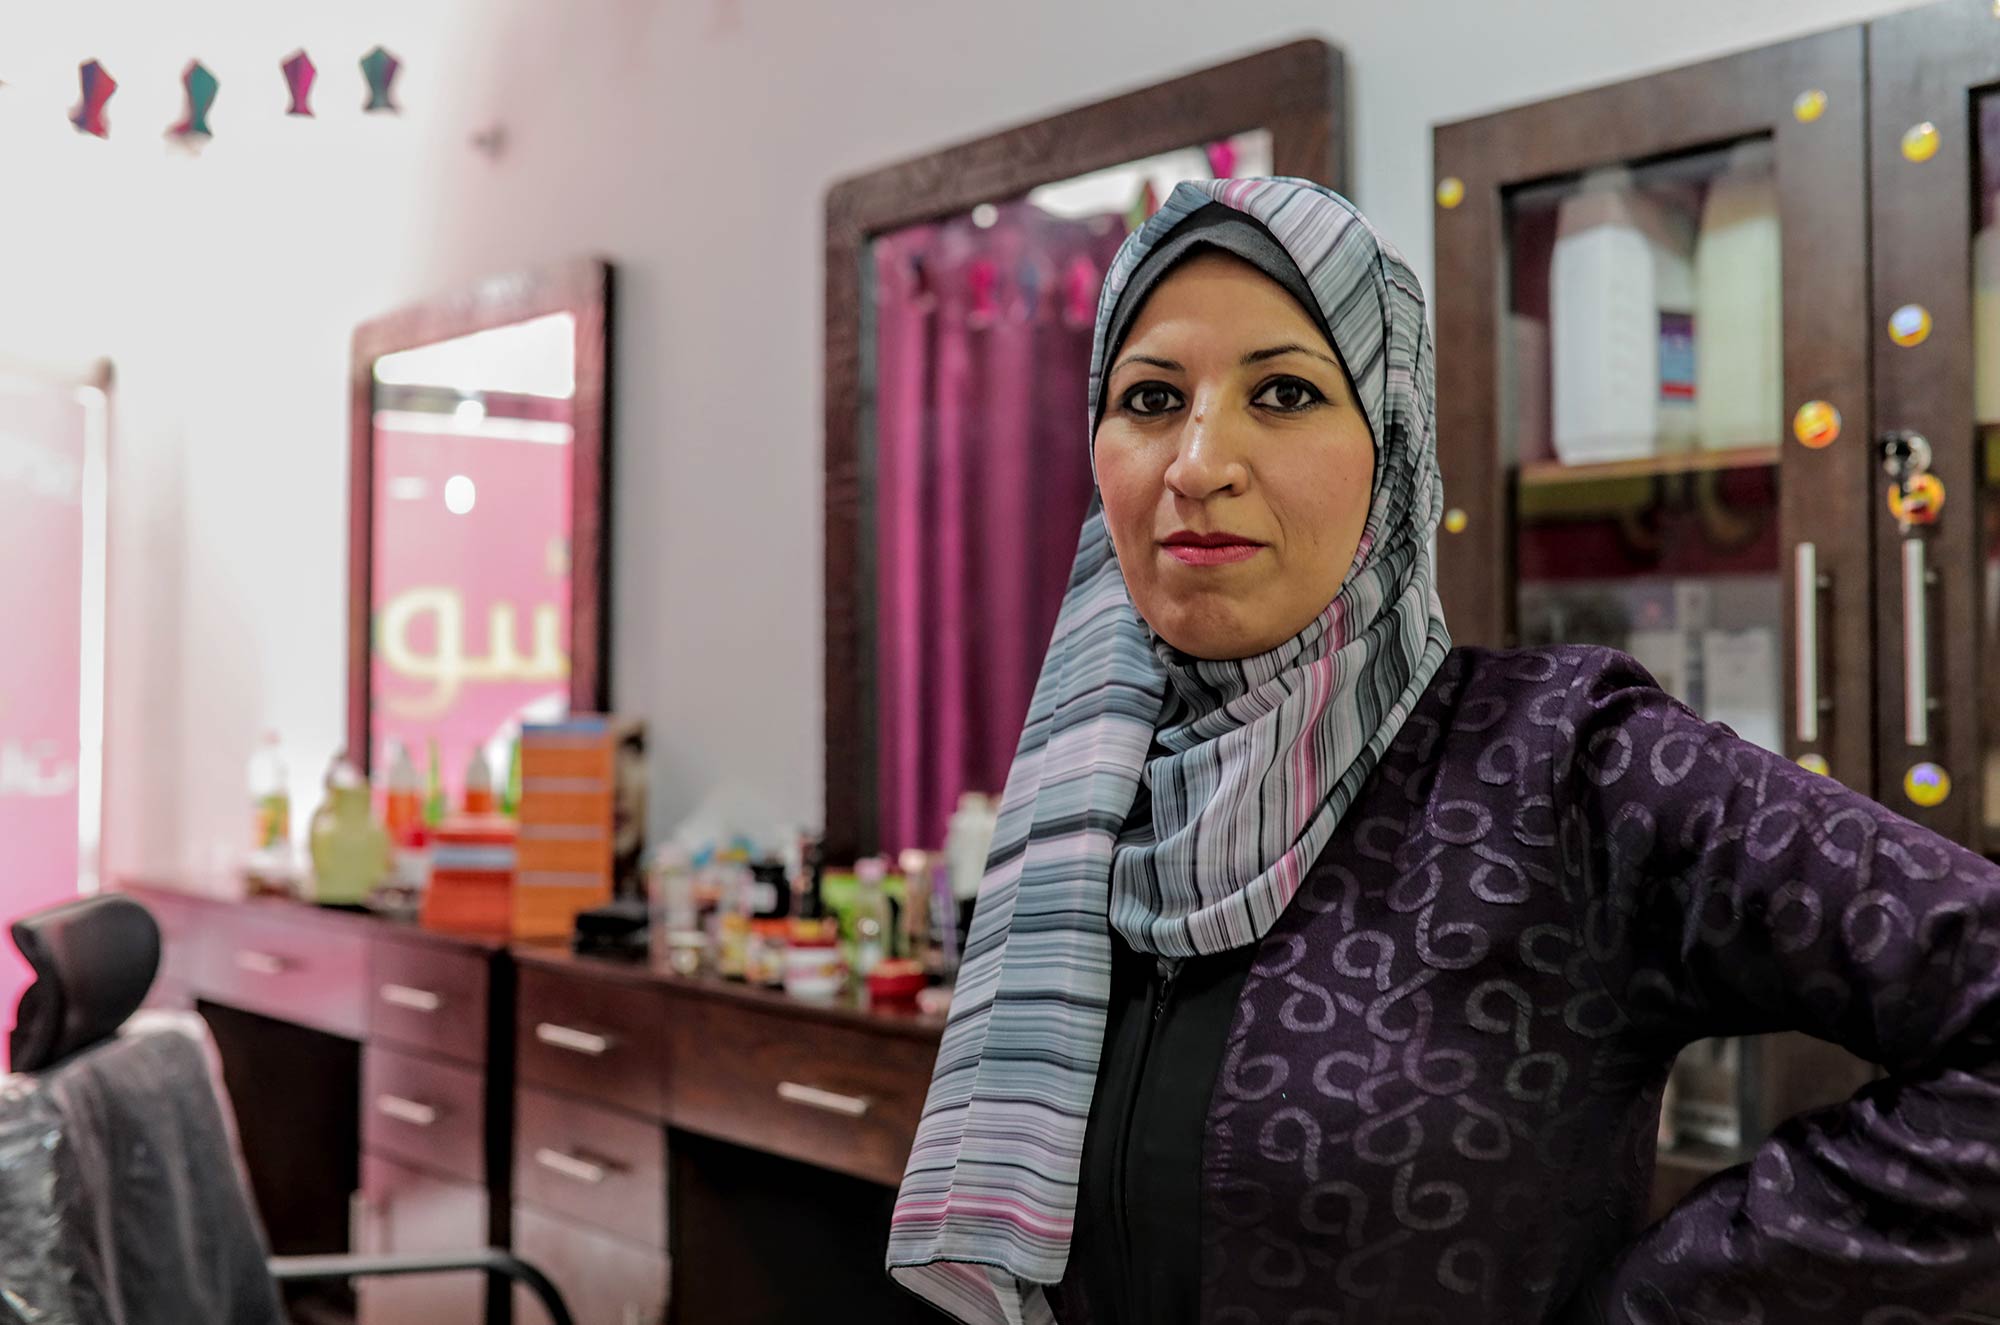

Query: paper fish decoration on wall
[168,60,219,143]
[361,46,401,113]
[69,60,115,138]
[282,50,316,116]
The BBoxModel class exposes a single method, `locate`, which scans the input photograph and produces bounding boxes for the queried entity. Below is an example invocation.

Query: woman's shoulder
[1426,642,1663,716]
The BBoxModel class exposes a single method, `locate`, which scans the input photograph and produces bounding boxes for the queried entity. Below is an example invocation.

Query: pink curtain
[872,203,1126,853]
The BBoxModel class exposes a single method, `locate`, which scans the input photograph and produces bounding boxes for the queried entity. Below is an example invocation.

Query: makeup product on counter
[853,856,890,977]
[748,859,792,919]
[463,749,496,814]
[784,920,844,1000]
[248,730,291,856]
[867,958,928,1007]
[513,715,645,939]
[716,862,752,980]
[647,842,704,970]
[423,737,447,828]
[381,740,423,844]
[899,849,936,970]
[309,759,391,907]
[748,919,790,987]
[572,896,650,958]
[422,813,517,933]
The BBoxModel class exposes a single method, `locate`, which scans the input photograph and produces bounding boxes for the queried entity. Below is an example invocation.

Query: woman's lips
[1161,538,1264,567]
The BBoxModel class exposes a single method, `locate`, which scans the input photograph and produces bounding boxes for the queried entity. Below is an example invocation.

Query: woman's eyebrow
[1243,343,1341,370]
[1112,353,1184,375]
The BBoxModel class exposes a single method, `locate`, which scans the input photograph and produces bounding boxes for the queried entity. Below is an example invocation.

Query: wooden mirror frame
[822,39,1346,860]
[346,257,615,773]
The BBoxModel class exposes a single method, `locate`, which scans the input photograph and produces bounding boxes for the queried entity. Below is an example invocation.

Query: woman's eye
[1122,383,1183,417]
[1254,376,1325,413]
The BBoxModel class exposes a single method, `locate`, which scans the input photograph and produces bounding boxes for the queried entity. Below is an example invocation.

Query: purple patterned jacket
[1056,645,2000,1324]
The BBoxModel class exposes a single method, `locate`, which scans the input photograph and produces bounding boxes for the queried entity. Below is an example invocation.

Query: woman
[888,177,2000,1324]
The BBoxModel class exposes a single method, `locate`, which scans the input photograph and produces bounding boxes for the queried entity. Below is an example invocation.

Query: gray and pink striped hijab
[888,177,1450,1324]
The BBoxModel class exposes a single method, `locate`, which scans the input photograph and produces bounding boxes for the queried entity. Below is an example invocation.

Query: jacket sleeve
[1548,647,2000,1322]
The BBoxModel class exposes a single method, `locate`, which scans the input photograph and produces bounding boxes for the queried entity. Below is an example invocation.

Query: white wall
[0,0,1924,879]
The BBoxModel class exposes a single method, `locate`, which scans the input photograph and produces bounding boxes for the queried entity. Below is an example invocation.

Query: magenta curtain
[872,202,1127,854]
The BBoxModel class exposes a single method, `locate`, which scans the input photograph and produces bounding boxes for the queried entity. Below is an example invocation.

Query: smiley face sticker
[1889,303,1933,347]
[1436,177,1465,210]
[1902,121,1941,163]
[1904,761,1952,807]
[1792,400,1841,449]
[1796,753,1831,777]
[1793,90,1828,123]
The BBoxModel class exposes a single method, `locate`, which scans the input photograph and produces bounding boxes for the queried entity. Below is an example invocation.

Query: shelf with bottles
[1502,140,1780,481]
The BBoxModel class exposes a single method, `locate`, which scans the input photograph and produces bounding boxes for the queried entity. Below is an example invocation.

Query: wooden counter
[120,880,945,1324]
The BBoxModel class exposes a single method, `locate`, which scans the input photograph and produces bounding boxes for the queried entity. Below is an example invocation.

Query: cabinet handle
[378,983,441,1013]
[234,950,289,977]
[533,1147,607,1185]
[1904,539,1934,747]
[777,1081,871,1117]
[1794,542,1826,745]
[534,1022,610,1056]
[374,1094,438,1128]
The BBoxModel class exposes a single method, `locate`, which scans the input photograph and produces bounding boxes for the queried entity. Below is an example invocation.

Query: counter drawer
[515,1086,666,1250]
[517,964,665,1117]
[667,995,935,1187]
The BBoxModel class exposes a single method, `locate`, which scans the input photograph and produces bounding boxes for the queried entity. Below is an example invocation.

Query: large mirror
[824,40,1346,860]
[347,259,612,805]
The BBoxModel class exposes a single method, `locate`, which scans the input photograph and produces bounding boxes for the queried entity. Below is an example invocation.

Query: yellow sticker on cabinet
[1888,472,1947,525]
[1443,507,1468,534]
[1792,90,1828,123]
[1902,121,1941,163]
[1904,761,1952,807]
[1796,753,1831,777]
[1889,303,1933,347]
[1792,400,1841,449]
[1436,177,1465,210]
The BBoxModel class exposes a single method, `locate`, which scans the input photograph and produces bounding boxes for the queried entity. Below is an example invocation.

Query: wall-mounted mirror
[824,40,1346,860]
[348,259,613,805]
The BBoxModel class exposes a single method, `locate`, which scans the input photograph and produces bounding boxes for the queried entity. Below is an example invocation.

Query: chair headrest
[9,894,161,1072]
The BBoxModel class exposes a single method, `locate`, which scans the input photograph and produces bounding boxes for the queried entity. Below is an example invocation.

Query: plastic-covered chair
[1,893,572,1325]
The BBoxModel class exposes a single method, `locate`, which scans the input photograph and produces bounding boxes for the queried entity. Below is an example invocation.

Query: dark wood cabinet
[354,1154,489,1323]
[1431,23,1887,1206]
[512,1203,668,1325]
[1867,0,2000,852]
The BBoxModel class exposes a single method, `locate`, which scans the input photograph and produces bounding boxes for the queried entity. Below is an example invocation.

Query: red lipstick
[1160,529,1264,567]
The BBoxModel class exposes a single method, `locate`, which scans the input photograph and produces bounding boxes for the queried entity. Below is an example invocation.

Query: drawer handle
[379,983,442,1013]
[535,1022,610,1056]
[234,950,290,977]
[374,1094,438,1128]
[533,1147,608,1185]
[777,1081,871,1118]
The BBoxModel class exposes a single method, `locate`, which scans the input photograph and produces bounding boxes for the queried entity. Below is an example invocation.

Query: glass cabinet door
[1869,0,2000,856]
[1434,26,1877,798]
[1432,26,1877,1205]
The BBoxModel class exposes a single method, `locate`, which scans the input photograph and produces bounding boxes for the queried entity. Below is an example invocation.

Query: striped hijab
[887,177,1449,1324]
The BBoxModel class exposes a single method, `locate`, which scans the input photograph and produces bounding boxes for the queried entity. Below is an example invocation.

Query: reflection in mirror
[369,312,576,809]
[867,131,1272,854]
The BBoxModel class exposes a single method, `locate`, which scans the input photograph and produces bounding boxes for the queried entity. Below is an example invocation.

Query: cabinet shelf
[1517,445,1780,490]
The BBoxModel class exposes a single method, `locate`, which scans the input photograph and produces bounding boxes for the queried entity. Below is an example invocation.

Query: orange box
[511,715,645,939]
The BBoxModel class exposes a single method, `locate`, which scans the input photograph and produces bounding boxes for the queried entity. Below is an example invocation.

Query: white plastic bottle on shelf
[945,791,999,903]
[1648,203,1699,453]
[1694,141,1782,450]
[1551,166,1659,466]
[1974,192,2000,424]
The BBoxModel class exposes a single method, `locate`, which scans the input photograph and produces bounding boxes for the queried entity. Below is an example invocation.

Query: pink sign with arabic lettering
[371,422,572,807]
[0,381,91,1061]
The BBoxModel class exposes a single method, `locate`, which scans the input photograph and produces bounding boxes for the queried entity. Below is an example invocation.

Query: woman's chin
[1150,600,1284,662]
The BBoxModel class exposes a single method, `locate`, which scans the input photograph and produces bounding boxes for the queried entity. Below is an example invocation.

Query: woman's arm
[1549,646,2000,1322]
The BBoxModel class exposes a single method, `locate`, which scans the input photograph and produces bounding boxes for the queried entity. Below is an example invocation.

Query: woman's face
[1093,253,1376,661]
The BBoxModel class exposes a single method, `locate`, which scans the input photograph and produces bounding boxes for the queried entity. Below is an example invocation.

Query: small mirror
[348,260,612,805]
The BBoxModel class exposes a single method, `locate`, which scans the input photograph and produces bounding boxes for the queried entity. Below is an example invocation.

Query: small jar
[747,919,789,987]
[784,923,844,1001]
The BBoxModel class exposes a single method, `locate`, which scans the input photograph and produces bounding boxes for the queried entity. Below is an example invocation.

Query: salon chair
[0,893,573,1325]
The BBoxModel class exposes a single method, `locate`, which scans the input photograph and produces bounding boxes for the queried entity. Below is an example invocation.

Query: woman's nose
[1164,396,1251,500]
